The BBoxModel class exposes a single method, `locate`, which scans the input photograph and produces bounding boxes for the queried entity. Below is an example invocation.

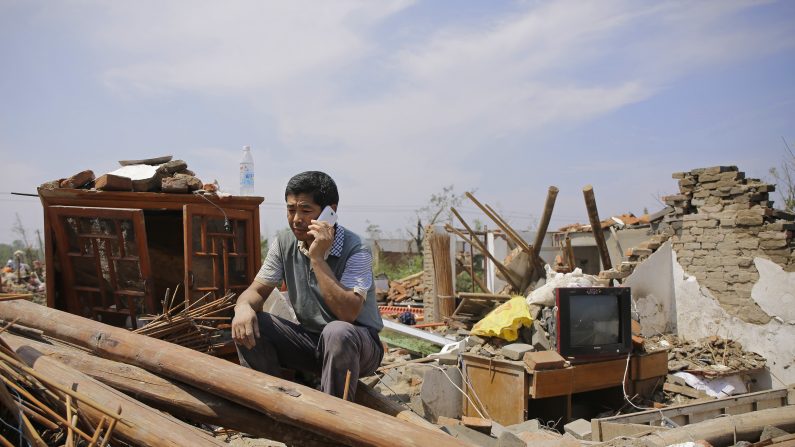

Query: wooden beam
[532,186,558,259]
[1,332,342,447]
[0,300,473,447]
[639,406,795,447]
[13,345,226,447]
[582,185,612,270]
[446,214,521,291]
[457,292,511,301]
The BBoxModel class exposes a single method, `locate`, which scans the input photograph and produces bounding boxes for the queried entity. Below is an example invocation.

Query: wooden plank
[638,406,795,447]
[572,357,628,393]
[664,383,710,400]
[592,387,791,440]
[0,299,474,447]
[2,332,343,447]
[630,349,668,380]
[39,188,263,211]
[530,366,573,398]
[462,354,528,425]
[598,422,669,441]
[457,292,511,301]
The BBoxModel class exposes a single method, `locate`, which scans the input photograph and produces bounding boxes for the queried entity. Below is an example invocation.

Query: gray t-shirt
[255,226,383,334]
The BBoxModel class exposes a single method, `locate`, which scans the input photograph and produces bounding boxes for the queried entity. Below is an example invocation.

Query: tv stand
[461,350,667,425]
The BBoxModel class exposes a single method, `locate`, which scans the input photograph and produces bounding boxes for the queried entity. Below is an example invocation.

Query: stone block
[683,242,701,250]
[442,425,497,447]
[720,218,737,227]
[563,418,592,441]
[672,172,687,179]
[497,431,526,447]
[505,419,542,434]
[500,343,534,361]
[703,165,738,175]
[700,242,717,250]
[736,212,764,226]
[761,239,788,249]
[158,159,188,175]
[696,219,719,228]
[421,366,463,422]
[703,279,727,292]
[737,239,760,250]
[759,231,787,240]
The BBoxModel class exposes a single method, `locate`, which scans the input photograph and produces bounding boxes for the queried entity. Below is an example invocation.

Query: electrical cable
[193,191,231,232]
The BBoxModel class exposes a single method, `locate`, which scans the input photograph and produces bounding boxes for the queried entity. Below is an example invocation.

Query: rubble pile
[647,334,766,376]
[385,274,427,305]
[38,155,217,194]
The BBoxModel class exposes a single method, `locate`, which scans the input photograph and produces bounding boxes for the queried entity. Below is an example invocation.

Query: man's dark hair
[284,171,339,208]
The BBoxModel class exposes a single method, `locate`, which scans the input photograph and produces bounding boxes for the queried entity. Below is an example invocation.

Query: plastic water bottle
[239,145,255,196]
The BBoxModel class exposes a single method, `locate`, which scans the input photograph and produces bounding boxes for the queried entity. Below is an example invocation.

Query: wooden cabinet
[39,189,263,328]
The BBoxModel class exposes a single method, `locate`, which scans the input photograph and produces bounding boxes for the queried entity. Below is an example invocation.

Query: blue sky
[1,0,794,245]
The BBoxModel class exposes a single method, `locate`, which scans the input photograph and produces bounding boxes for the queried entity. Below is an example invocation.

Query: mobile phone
[317,206,338,225]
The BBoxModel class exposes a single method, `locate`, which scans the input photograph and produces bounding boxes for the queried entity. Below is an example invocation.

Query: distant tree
[769,137,795,213]
[11,213,41,262]
[406,185,475,252]
[365,220,382,241]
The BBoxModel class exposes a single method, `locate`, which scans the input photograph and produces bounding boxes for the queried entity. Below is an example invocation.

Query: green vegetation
[374,255,422,280]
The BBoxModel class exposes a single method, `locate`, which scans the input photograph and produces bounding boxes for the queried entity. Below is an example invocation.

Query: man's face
[286,193,322,242]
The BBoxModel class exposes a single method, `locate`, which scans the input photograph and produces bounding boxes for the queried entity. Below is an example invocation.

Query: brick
[158,159,188,175]
[683,242,701,250]
[500,343,533,361]
[94,174,133,191]
[442,425,497,447]
[761,239,788,249]
[737,239,760,249]
[60,170,95,189]
[703,165,738,175]
[496,430,526,447]
[736,215,763,226]
[696,219,719,228]
[759,231,787,240]
[505,419,542,434]
[524,350,566,370]
[563,418,592,441]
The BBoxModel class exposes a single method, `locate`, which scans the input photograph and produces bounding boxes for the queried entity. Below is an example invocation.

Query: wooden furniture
[39,188,263,328]
[462,349,668,425]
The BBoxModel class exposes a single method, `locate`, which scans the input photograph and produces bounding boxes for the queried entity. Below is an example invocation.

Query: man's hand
[232,303,260,349]
[307,220,335,260]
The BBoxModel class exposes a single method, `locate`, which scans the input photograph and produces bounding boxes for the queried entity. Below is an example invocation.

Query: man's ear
[331,204,338,212]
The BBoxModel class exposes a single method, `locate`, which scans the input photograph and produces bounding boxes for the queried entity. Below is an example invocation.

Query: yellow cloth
[470,296,533,342]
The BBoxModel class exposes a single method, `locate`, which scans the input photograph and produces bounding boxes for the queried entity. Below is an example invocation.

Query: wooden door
[183,204,255,303]
[49,206,155,328]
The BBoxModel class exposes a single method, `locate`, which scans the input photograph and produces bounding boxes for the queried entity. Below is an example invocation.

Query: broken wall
[662,166,795,324]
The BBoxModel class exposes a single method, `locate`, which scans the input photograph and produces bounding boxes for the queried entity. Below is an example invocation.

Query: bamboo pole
[582,185,612,270]
[429,231,455,320]
[0,300,474,447]
[13,345,226,447]
[464,192,532,254]
[2,333,343,447]
[445,213,522,291]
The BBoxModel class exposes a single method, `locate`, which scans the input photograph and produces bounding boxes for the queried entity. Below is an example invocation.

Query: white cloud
[12,0,792,239]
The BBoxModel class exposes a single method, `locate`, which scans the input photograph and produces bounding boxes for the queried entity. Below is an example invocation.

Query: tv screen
[555,287,631,361]
[568,294,621,347]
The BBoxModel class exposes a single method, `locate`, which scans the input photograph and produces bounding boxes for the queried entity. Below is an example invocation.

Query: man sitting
[232,171,383,399]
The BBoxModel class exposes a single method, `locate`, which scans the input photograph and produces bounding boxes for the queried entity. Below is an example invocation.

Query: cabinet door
[49,206,155,328]
[183,204,255,303]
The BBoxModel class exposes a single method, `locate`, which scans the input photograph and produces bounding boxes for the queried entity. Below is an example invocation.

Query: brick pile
[664,166,795,324]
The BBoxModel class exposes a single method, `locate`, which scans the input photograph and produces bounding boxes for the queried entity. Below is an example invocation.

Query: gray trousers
[236,312,383,399]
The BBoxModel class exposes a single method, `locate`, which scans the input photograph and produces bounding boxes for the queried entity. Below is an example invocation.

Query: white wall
[631,242,795,386]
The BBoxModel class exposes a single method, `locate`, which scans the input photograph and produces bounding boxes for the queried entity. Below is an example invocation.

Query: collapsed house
[2,162,794,447]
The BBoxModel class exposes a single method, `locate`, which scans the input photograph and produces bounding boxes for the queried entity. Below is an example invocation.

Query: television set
[555,287,632,362]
